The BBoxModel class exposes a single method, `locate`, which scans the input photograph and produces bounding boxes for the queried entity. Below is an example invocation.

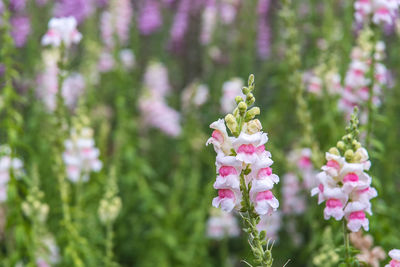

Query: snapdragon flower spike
[41,17,82,47]
[63,127,102,183]
[386,249,400,267]
[354,0,399,26]
[207,74,279,216]
[311,110,377,232]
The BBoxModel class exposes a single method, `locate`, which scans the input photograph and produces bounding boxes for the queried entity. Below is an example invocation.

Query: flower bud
[246,93,255,106]
[336,141,345,150]
[245,107,260,121]
[352,140,361,150]
[242,87,250,95]
[235,96,243,104]
[225,114,238,135]
[328,147,340,156]
[238,102,247,115]
[246,119,262,134]
[344,149,354,161]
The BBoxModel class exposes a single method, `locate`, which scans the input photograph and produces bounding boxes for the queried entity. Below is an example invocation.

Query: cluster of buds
[386,249,400,267]
[22,186,49,224]
[354,0,399,26]
[98,169,121,225]
[63,124,102,183]
[41,17,82,48]
[312,109,377,232]
[206,208,240,240]
[207,74,279,216]
[339,29,388,122]
[0,145,23,203]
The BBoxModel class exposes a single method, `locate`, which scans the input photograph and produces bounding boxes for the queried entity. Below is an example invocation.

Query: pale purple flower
[10,15,31,47]
[139,62,181,137]
[98,51,115,72]
[61,73,85,110]
[257,0,271,59]
[119,49,135,70]
[53,0,95,24]
[282,173,306,215]
[169,0,191,50]
[138,0,162,35]
[139,98,182,137]
[10,0,26,12]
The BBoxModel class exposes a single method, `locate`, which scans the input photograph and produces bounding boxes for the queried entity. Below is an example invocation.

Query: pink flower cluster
[386,249,400,267]
[63,127,102,183]
[355,0,399,26]
[312,148,377,232]
[139,62,181,137]
[206,208,240,239]
[339,41,388,121]
[207,119,279,215]
[0,145,23,202]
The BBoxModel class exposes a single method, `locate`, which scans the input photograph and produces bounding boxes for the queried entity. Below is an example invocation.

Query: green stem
[105,222,114,267]
[239,172,273,267]
[342,220,350,266]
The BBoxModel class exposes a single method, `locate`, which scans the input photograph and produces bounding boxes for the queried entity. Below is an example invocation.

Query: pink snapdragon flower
[0,145,24,202]
[207,118,279,215]
[63,127,102,183]
[41,17,82,47]
[220,78,245,114]
[386,249,400,267]
[312,147,377,232]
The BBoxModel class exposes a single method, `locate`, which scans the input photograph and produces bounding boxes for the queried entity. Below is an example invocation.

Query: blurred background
[1,0,400,266]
